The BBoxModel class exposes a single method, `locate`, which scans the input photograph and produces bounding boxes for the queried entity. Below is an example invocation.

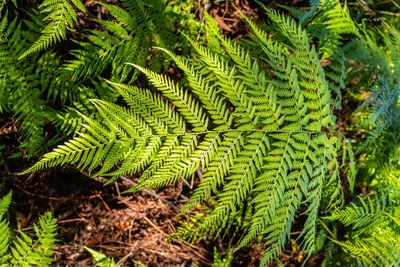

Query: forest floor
[0,0,329,266]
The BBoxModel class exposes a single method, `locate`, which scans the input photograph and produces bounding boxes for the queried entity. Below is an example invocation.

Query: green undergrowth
[1,0,399,266]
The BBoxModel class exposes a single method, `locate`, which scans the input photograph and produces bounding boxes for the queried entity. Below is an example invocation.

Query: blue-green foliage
[286,1,400,265]
[353,23,400,163]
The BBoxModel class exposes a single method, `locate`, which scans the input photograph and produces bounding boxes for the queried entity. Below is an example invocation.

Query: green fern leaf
[22,10,340,265]
[10,211,57,266]
[0,219,12,265]
[85,246,116,267]
[0,190,12,219]
[19,0,85,59]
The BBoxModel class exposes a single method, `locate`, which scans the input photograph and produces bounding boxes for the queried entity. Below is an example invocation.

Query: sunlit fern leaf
[181,131,243,214]
[19,0,85,59]
[85,246,116,267]
[0,189,59,266]
[0,219,12,266]
[107,81,185,133]
[203,12,221,54]
[48,107,85,136]
[317,0,358,36]
[9,211,57,267]
[22,10,340,265]
[130,64,209,131]
[156,47,233,129]
[0,190,12,265]
[184,35,259,129]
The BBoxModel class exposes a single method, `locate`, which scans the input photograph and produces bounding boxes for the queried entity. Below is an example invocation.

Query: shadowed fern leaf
[19,0,85,59]
[0,7,86,156]
[64,0,174,83]
[325,190,400,266]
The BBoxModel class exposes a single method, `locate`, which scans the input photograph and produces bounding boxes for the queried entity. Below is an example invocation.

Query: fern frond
[97,3,136,32]
[265,8,333,129]
[85,246,116,267]
[0,190,12,219]
[0,190,12,264]
[0,219,11,265]
[131,64,209,132]
[185,35,259,129]
[0,13,53,155]
[156,47,233,129]
[216,34,283,131]
[106,81,185,134]
[10,211,57,266]
[325,191,400,266]
[23,10,340,265]
[205,132,269,232]
[316,0,359,36]
[203,12,221,54]
[352,23,400,162]
[278,0,320,24]
[64,0,174,82]
[19,0,85,59]
[181,131,243,213]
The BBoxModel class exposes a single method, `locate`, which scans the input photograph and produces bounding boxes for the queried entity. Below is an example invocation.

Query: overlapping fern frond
[325,190,400,266]
[23,9,341,264]
[0,190,12,219]
[0,12,51,155]
[10,212,58,266]
[0,7,86,155]
[284,0,358,35]
[64,0,174,83]
[0,189,12,266]
[19,0,85,59]
[284,0,360,108]
[353,23,400,161]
